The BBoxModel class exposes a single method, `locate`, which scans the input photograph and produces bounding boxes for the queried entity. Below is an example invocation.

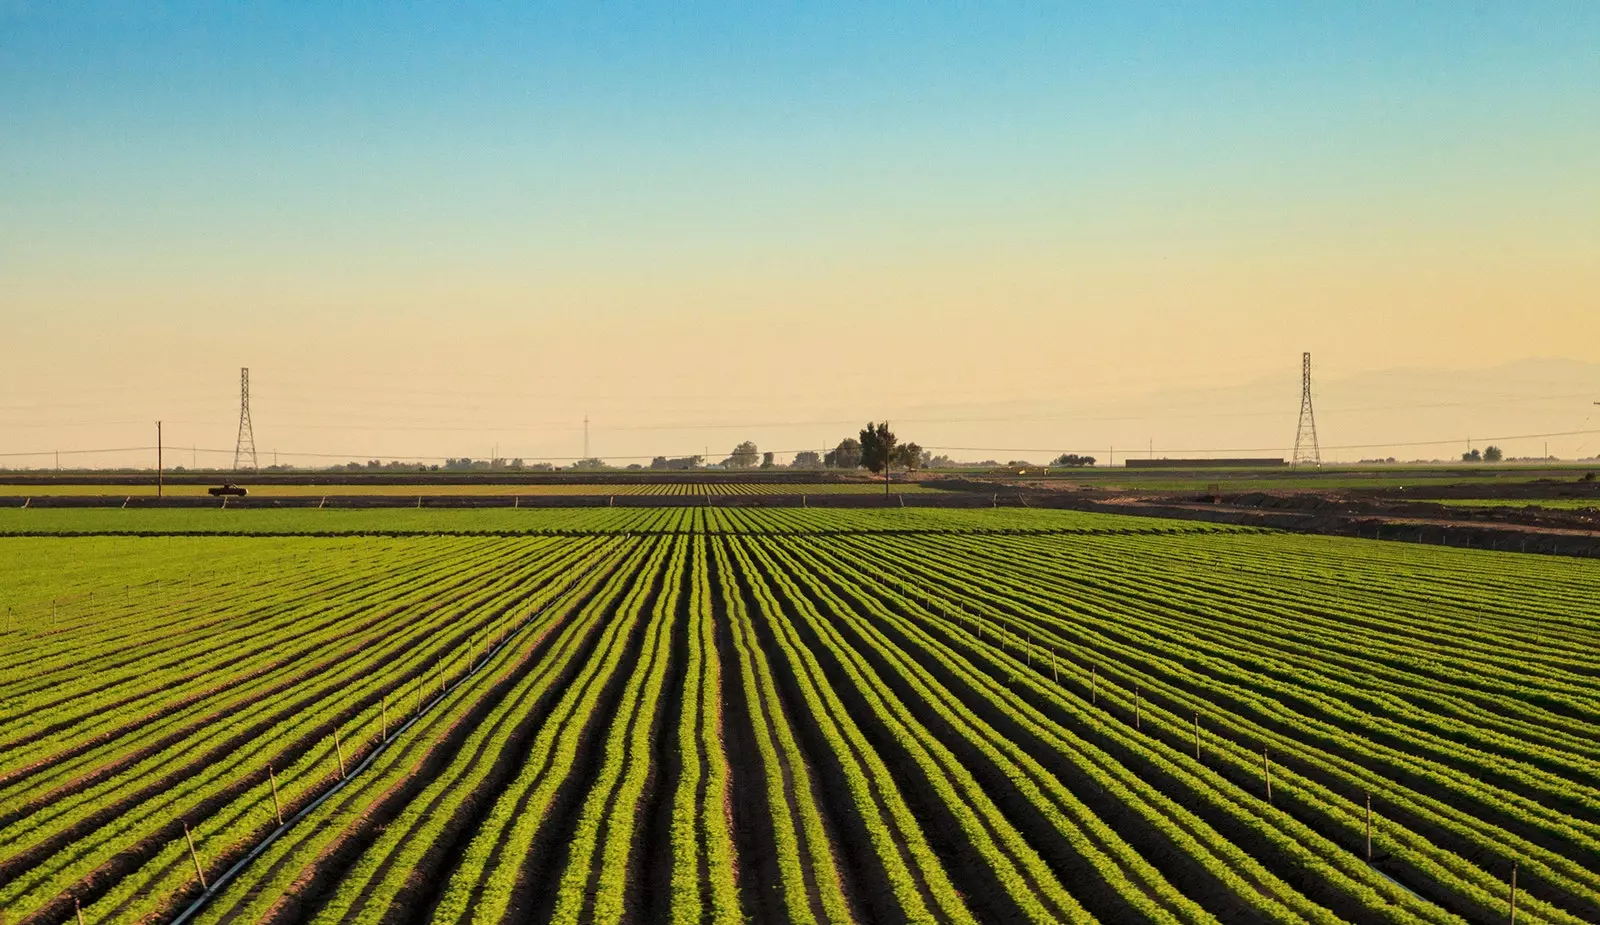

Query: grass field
[0,482,938,498]
[3,510,1596,924]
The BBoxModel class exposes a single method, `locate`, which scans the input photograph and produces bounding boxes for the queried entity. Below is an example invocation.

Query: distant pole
[583,414,590,461]
[157,421,163,499]
[885,421,891,498]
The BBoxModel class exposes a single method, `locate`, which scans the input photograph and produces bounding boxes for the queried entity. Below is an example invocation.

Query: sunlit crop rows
[2,514,1596,924]
[0,506,1238,538]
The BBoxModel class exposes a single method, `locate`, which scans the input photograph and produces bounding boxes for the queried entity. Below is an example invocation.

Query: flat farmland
[0,482,939,498]
[0,507,1186,537]
[2,511,1597,924]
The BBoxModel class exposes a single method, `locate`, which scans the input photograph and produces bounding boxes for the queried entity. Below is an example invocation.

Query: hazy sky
[3,2,1597,467]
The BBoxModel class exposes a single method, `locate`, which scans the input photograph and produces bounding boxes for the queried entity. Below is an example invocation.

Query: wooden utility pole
[1509,861,1519,923]
[156,421,163,500]
[1091,666,1098,704]
[885,421,892,498]
[1134,687,1141,730]
[75,895,86,925]
[334,728,347,780]
[1193,712,1201,760]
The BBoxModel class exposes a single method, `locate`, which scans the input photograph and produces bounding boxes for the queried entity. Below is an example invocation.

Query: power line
[4,428,1600,466]
[3,391,1592,436]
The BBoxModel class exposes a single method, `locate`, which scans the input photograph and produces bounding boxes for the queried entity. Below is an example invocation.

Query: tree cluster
[723,441,760,470]
[1462,446,1503,463]
[825,438,862,469]
[817,425,930,471]
[1050,453,1097,467]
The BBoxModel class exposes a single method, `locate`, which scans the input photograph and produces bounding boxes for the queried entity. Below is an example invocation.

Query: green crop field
[2,510,1597,924]
[0,507,1217,537]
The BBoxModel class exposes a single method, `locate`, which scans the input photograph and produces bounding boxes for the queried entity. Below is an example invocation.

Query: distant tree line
[337,430,1118,474]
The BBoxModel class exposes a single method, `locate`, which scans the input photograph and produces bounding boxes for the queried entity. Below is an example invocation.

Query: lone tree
[1483,445,1503,462]
[728,441,760,470]
[860,421,899,496]
[860,422,897,474]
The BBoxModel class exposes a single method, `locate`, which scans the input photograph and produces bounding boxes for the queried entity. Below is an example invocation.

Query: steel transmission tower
[234,367,258,472]
[1292,352,1321,467]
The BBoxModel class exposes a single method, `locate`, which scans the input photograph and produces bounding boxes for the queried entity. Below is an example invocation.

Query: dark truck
[207,483,249,497]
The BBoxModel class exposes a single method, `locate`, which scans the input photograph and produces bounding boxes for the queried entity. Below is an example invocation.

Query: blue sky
[2,2,1597,465]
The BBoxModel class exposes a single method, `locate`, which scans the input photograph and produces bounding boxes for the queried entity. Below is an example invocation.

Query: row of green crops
[1,514,1595,923]
[0,506,1257,539]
